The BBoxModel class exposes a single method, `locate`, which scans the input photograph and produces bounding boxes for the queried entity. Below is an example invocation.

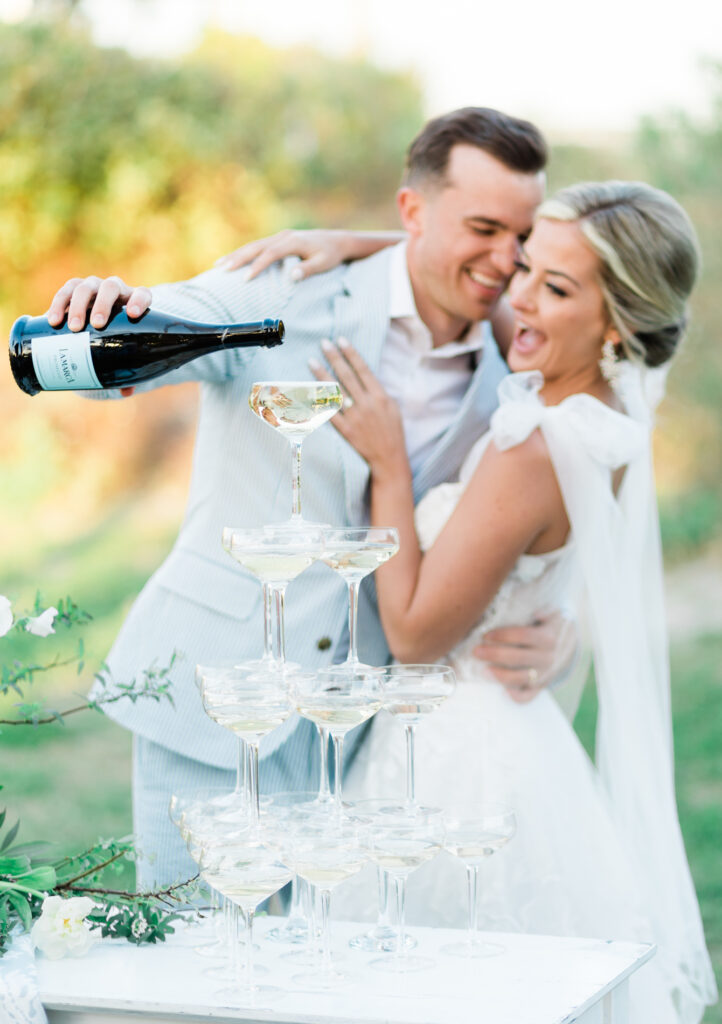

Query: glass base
[266,919,309,945]
[348,927,417,953]
[193,938,226,958]
[291,967,356,991]
[203,957,266,981]
[370,953,435,973]
[441,939,504,958]
[216,982,286,1006]
[281,946,342,966]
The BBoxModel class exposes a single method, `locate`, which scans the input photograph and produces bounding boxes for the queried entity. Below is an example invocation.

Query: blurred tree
[0,11,424,560]
[630,62,722,553]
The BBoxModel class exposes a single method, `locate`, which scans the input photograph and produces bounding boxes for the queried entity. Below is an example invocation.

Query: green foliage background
[0,6,719,1016]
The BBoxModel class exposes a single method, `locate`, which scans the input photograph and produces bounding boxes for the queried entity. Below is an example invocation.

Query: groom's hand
[473,611,577,703]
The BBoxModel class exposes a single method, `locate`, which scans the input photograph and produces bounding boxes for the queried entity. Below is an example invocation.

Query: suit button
[317,637,332,651]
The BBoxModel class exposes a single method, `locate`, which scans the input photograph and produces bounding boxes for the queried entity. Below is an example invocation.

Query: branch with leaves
[0,592,190,957]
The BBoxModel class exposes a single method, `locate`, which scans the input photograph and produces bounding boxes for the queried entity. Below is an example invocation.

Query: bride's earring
[599,337,622,388]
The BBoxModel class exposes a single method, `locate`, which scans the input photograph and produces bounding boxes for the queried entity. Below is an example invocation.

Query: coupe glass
[172,791,257,974]
[345,801,418,955]
[168,789,229,958]
[264,791,319,947]
[229,525,324,670]
[221,527,275,673]
[321,527,399,670]
[249,380,342,525]
[382,664,456,809]
[199,667,294,831]
[194,661,249,819]
[294,665,384,815]
[365,803,444,973]
[199,836,293,1005]
[285,816,368,990]
[441,802,517,958]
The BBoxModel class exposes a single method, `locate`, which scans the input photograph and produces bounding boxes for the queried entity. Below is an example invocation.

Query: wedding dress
[337,370,716,1024]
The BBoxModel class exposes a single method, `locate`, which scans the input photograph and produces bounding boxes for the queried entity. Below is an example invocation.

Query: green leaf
[5,841,57,863]
[17,865,56,889]
[7,891,32,932]
[1,822,20,852]
[0,855,31,875]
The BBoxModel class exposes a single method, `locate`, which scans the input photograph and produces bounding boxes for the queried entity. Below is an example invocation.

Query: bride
[235,182,716,1023]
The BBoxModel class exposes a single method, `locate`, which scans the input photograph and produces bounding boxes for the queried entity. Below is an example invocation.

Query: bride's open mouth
[512,321,546,356]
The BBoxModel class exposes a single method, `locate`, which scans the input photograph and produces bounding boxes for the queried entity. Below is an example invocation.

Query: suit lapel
[332,249,393,524]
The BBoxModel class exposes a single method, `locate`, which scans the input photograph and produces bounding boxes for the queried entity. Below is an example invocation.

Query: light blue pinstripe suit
[91,248,509,884]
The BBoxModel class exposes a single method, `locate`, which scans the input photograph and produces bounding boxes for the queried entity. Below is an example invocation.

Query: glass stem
[261,582,274,663]
[377,866,391,929]
[226,898,237,955]
[346,579,360,665]
[318,888,333,978]
[332,733,345,812]
[234,736,245,796]
[405,724,416,807]
[290,439,303,520]
[318,726,332,802]
[240,907,256,995]
[247,740,260,828]
[467,865,479,949]
[394,875,407,965]
[270,585,287,664]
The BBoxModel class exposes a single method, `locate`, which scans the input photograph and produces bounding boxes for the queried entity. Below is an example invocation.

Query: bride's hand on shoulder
[215,228,404,281]
[309,337,409,482]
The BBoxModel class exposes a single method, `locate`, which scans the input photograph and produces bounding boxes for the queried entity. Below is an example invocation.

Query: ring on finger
[527,667,539,686]
[342,395,354,411]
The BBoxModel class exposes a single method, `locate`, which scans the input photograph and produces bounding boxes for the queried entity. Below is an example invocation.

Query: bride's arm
[216,228,404,280]
[317,341,567,664]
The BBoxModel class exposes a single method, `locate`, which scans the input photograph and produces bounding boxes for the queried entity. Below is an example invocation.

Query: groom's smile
[399,143,545,346]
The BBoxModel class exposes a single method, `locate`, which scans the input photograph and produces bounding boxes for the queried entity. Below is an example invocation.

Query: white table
[39,916,655,1024]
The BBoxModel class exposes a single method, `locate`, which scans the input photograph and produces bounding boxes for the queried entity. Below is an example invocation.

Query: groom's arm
[473,610,580,703]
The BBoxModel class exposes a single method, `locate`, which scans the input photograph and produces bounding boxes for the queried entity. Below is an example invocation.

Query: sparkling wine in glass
[229,525,324,670]
[294,666,384,815]
[249,381,342,524]
[321,527,399,670]
[199,667,294,831]
[200,837,292,1005]
[285,816,368,990]
[382,664,456,809]
[441,803,517,959]
[365,804,444,973]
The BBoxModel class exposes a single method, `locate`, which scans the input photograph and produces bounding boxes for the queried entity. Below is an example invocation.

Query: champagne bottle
[8,307,285,396]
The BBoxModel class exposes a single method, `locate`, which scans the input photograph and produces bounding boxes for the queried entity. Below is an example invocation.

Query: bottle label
[31,332,102,390]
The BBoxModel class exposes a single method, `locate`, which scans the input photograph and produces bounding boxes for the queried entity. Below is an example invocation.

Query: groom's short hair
[403,107,548,187]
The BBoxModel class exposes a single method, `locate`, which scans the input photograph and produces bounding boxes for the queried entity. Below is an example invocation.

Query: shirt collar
[388,241,486,358]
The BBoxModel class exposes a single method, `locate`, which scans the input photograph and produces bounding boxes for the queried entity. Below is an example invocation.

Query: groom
[46,107,557,886]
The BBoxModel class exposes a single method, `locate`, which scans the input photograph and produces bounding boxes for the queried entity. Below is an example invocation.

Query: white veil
[491,370,716,1023]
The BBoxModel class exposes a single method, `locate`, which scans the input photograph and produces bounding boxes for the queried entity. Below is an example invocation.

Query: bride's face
[507,218,611,386]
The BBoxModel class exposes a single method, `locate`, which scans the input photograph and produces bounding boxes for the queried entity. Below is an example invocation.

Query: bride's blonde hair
[537,182,700,367]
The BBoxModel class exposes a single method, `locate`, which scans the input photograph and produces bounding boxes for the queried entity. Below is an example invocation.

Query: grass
[1,517,720,1019]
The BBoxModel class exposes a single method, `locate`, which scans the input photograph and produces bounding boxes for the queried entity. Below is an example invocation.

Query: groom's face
[400,144,544,336]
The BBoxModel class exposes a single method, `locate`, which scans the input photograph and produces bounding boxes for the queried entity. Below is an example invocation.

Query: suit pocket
[153,546,260,621]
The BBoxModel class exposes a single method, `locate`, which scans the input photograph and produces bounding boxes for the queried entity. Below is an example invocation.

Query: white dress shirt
[377,242,490,475]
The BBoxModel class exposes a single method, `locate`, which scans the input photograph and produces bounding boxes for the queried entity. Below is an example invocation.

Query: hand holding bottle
[47,275,153,333]
[45,277,153,396]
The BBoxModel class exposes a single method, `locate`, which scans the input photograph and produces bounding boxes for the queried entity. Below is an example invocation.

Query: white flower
[131,915,149,939]
[25,607,59,637]
[31,895,98,960]
[0,596,13,637]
